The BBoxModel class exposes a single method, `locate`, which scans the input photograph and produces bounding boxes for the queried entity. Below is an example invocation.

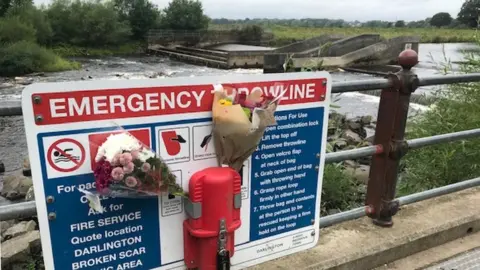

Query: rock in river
[1,174,33,200]
[1,230,41,268]
[3,220,37,240]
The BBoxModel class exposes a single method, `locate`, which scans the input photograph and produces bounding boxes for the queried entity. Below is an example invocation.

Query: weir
[147,31,420,71]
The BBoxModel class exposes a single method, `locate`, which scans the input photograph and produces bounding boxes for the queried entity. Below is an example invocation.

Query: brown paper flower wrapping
[212,86,280,171]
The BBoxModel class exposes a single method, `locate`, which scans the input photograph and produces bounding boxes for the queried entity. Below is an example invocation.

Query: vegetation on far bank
[0,0,211,76]
[51,42,145,57]
[270,25,478,44]
[210,24,479,44]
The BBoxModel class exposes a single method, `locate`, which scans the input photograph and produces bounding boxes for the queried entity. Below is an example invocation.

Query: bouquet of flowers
[91,130,185,199]
[211,84,285,171]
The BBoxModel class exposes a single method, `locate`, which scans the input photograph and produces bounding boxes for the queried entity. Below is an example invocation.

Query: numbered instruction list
[249,107,324,241]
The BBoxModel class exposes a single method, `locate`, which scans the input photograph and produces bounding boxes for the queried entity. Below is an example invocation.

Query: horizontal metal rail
[324,128,480,164]
[3,74,480,117]
[408,128,480,149]
[325,145,383,163]
[0,201,36,221]
[3,176,480,224]
[332,79,390,93]
[320,177,480,228]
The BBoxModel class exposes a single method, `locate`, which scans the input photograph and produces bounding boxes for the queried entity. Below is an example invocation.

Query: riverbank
[268,26,477,44]
[52,42,146,57]
[0,42,81,77]
[210,24,477,45]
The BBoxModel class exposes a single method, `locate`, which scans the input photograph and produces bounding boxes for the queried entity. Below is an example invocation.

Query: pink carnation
[123,162,135,174]
[131,150,140,160]
[141,162,151,172]
[125,176,138,188]
[111,167,125,181]
[119,153,132,166]
[111,153,122,166]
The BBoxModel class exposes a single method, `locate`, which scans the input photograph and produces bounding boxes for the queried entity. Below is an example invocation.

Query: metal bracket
[184,198,202,219]
[218,219,227,252]
[372,200,400,227]
[397,69,419,94]
[384,72,401,92]
[234,193,242,209]
[389,140,409,160]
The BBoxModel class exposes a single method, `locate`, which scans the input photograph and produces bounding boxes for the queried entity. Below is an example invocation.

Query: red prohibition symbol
[47,138,86,172]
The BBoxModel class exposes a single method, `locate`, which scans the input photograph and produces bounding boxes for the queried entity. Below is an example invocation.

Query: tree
[162,0,209,30]
[6,2,53,45]
[395,20,405,27]
[234,25,264,44]
[0,0,31,17]
[114,0,160,40]
[46,0,131,46]
[430,12,453,27]
[0,17,36,44]
[458,0,480,28]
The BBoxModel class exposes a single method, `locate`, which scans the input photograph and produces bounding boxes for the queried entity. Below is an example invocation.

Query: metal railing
[1,50,480,228]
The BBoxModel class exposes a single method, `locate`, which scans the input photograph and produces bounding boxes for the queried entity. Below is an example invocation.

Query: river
[0,43,476,175]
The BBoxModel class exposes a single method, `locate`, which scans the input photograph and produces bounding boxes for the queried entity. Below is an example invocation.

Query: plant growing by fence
[399,36,480,196]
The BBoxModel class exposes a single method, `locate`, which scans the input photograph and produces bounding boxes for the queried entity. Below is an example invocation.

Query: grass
[43,55,81,72]
[321,164,363,215]
[52,42,146,57]
[0,41,80,76]
[211,24,478,44]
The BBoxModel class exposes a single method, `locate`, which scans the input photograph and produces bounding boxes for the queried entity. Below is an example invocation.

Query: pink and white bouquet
[92,130,184,198]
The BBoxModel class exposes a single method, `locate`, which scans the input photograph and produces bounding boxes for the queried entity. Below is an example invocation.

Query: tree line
[0,0,211,76]
[213,1,480,29]
[0,0,210,48]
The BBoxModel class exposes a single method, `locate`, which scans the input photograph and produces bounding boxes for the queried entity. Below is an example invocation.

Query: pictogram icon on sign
[161,130,187,156]
[47,138,85,172]
[158,127,190,164]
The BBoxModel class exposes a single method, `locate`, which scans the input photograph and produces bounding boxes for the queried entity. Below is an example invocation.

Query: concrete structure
[320,34,382,57]
[263,36,420,73]
[274,34,344,54]
[147,29,274,48]
[147,43,277,69]
[147,33,420,71]
[248,186,480,270]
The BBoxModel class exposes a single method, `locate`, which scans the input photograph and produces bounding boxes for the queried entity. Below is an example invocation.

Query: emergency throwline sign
[22,73,331,270]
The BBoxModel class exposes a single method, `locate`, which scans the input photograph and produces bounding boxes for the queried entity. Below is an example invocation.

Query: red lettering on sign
[32,79,327,125]
[88,129,151,170]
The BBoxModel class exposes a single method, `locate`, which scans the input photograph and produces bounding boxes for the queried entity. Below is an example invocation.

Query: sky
[35,0,466,22]
[154,0,465,21]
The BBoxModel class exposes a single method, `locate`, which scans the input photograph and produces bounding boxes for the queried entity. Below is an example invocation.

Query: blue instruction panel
[22,72,331,270]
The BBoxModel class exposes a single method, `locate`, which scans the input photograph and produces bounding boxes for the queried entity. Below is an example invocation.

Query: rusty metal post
[365,49,419,227]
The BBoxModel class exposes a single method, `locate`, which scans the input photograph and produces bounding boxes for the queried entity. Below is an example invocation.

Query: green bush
[0,41,79,76]
[321,164,362,215]
[0,17,36,44]
[234,25,264,44]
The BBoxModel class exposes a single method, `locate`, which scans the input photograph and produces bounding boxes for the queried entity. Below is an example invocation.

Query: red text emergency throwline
[32,79,326,125]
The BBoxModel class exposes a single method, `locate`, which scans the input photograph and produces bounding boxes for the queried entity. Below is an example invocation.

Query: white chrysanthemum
[95,133,142,162]
[138,148,156,162]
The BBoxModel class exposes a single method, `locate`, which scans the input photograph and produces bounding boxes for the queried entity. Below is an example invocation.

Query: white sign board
[22,72,331,270]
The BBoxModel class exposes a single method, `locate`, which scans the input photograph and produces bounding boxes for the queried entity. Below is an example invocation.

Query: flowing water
[0,43,476,175]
